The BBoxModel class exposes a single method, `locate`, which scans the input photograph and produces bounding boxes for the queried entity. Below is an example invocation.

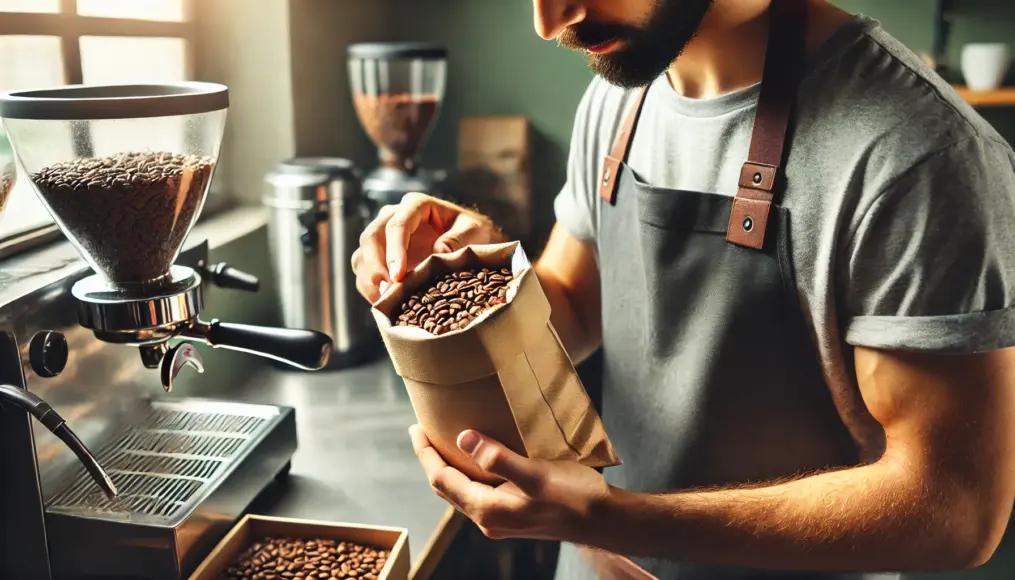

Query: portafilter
[0,83,333,391]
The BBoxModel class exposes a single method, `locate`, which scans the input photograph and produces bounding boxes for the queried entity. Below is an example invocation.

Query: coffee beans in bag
[372,241,620,484]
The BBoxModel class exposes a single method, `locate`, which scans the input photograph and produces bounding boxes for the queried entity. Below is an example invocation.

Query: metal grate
[47,406,269,521]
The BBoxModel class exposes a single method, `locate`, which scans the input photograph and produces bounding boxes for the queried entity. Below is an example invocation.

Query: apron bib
[558,1,880,578]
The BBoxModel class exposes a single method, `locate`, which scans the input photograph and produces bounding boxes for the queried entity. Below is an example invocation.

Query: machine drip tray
[44,399,297,580]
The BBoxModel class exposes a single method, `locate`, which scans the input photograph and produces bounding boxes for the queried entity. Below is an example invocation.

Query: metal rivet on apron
[743,216,754,232]
[602,168,612,184]
[752,172,763,185]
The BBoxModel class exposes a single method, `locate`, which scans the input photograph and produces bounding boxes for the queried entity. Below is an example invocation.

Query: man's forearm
[583,459,994,573]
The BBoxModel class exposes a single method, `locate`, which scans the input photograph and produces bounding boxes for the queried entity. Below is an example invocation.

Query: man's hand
[409,425,609,543]
[351,193,505,303]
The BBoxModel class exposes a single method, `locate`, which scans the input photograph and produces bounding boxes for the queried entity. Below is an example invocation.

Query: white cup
[961,43,1012,92]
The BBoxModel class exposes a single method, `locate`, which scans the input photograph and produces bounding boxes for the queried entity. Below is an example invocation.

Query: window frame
[0,0,198,85]
[0,0,201,254]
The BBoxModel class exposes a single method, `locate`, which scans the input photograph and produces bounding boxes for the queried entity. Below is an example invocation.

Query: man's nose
[533,0,586,40]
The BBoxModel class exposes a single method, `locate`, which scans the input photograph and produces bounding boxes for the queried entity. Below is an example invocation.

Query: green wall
[395,0,592,248]
[394,1,1015,577]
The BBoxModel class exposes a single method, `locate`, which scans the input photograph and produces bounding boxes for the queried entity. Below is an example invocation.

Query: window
[0,0,194,241]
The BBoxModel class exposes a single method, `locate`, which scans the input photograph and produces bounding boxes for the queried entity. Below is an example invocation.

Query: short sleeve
[844,137,1015,353]
[553,82,599,245]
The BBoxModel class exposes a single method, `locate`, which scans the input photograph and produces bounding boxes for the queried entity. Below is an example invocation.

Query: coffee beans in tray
[393,267,515,336]
[30,151,215,286]
[221,537,389,580]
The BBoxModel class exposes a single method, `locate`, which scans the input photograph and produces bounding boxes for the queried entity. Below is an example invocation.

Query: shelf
[953,85,1015,107]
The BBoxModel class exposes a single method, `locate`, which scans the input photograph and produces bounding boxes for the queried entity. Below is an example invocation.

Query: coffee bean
[30,151,215,286]
[223,537,390,580]
[390,266,515,336]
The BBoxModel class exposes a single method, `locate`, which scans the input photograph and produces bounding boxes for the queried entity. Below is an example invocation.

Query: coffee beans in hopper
[394,267,515,336]
[221,537,389,580]
[30,151,215,286]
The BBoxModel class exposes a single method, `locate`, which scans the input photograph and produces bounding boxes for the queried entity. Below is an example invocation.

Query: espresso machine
[0,82,332,579]
[348,42,450,211]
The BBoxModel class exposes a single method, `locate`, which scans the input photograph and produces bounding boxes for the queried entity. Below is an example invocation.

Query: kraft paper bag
[372,241,620,484]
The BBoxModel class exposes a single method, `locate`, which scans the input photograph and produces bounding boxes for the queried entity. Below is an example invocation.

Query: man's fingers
[354,205,398,301]
[457,430,544,495]
[385,193,430,282]
[411,426,483,510]
[433,213,487,254]
[411,425,533,534]
[409,424,437,457]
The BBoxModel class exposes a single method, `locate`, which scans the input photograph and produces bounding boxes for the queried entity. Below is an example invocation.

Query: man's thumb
[458,430,542,493]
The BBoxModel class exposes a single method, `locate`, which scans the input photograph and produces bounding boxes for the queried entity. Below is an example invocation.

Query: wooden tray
[189,514,410,580]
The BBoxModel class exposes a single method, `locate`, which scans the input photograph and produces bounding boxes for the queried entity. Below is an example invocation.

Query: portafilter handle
[0,384,118,500]
[181,320,333,370]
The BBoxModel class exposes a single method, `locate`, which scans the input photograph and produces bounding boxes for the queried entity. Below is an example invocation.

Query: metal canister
[263,157,379,369]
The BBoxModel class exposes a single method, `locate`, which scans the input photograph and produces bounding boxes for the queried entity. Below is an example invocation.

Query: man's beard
[558,0,715,88]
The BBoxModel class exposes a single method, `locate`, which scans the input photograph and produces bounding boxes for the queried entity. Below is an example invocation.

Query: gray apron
[556,1,888,578]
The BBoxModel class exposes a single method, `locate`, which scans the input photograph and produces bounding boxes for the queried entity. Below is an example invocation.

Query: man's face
[540,0,715,88]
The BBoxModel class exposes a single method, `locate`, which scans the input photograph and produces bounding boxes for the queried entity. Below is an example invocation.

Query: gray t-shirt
[552,14,1015,576]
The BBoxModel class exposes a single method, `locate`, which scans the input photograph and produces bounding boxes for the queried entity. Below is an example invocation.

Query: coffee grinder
[0,83,326,580]
[0,83,333,390]
[348,42,449,211]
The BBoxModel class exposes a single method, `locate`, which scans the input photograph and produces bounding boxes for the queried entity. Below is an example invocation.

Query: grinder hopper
[0,83,333,389]
[0,82,224,288]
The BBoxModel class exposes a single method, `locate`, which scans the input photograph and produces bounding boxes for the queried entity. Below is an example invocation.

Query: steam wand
[0,384,118,500]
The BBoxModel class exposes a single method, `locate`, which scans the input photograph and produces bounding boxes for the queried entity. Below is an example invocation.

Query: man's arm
[415,346,1015,572]
[585,346,1015,571]
[534,224,602,365]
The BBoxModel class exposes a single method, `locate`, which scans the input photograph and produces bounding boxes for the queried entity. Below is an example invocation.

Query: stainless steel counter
[195,355,455,573]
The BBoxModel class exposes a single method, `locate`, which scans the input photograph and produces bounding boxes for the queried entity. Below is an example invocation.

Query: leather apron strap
[599,0,809,250]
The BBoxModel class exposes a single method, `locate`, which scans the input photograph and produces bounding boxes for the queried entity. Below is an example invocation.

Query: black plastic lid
[347,42,447,61]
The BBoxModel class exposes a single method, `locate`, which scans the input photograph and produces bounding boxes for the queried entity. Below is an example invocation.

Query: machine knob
[29,331,68,378]
[298,208,329,255]
[198,260,260,292]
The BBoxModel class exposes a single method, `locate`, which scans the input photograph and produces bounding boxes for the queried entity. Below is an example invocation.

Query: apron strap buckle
[738,161,778,193]
[727,196,773,250]
[600,156,624,205]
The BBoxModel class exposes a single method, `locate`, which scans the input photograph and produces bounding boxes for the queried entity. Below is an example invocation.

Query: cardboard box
[189,515,409,580]
[371,241,620,485]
